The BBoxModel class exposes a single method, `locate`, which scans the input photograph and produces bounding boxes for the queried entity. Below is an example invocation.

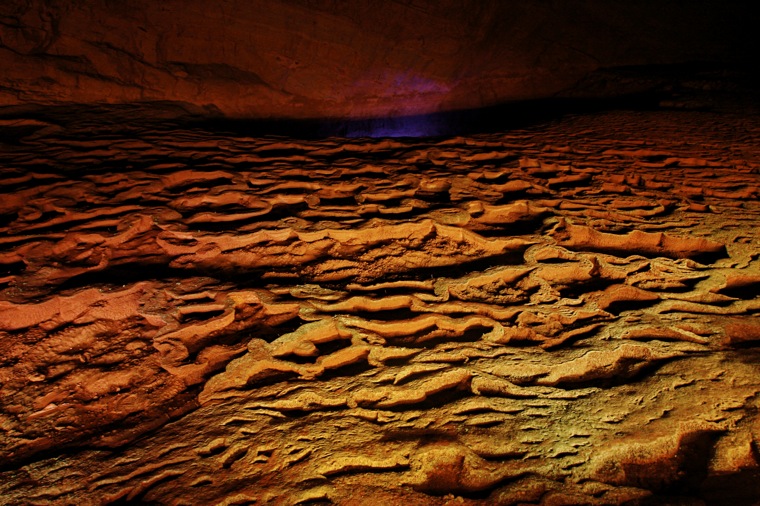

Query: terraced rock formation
[1,107,760,504]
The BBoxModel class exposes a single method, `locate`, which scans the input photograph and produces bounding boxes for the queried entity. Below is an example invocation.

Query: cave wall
[0,0,752,119]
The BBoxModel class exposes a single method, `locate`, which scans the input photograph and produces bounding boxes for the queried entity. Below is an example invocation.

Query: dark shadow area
[0,62,757,142]
[163,63,760,138]
[191,91,668,139]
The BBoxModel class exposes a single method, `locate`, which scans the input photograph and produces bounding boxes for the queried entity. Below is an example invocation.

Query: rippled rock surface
[1,107,760,504]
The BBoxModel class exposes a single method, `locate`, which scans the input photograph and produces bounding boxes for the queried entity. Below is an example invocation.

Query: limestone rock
[0,0,753,119]
[1,104,760,504]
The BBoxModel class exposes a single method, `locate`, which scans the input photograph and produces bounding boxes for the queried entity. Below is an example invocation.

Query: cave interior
[1,1,760,505]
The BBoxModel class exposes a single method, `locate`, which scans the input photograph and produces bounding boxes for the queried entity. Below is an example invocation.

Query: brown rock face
[0,2,759,504]
[0,0,753,118]
[1,104,760,504]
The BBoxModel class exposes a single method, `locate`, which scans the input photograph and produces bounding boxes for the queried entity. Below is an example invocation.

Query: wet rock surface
[1,106,760,504]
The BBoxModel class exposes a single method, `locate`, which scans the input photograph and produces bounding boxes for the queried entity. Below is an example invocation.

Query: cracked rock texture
[0,0,754,118]
[0,102,759,504]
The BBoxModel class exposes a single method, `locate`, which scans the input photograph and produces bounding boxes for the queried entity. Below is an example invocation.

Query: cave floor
[1,107,760,505]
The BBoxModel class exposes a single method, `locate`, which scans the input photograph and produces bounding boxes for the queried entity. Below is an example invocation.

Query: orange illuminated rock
[1,107,759,504]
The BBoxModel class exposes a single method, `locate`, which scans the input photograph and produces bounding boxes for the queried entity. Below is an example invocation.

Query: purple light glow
[343,115,445,138]
[343,73,451,137]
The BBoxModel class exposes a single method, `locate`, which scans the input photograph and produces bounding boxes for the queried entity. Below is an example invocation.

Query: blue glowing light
[341,73,452,138]
[343,115,445,138]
